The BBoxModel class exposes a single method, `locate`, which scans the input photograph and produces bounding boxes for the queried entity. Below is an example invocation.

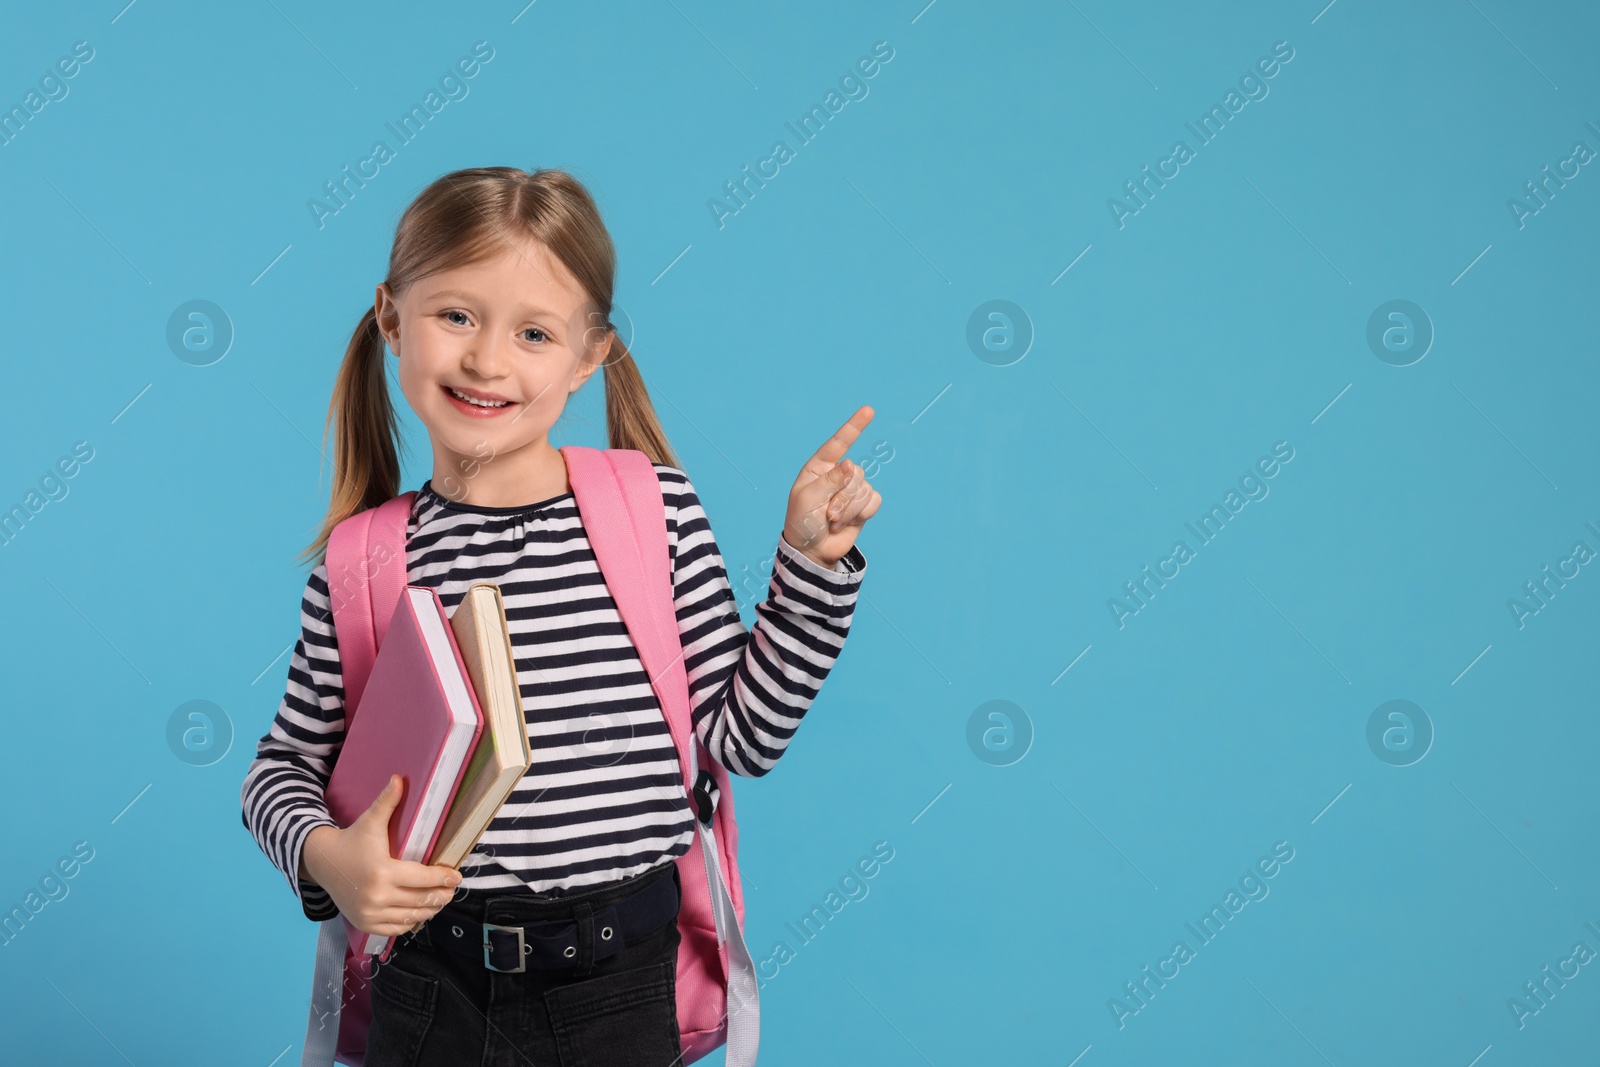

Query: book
[431,583,533,868]
[324,585,485,962]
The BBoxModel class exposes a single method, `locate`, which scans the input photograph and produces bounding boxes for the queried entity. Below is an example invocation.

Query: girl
[239,166,881,1065]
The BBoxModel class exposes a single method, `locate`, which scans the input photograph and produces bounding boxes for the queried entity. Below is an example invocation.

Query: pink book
[325,585,485,963]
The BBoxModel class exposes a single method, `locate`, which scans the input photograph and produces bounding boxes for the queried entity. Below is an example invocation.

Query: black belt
[423,866,679,973]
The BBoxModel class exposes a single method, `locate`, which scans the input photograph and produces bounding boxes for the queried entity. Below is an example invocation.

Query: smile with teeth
[447,387,511,408]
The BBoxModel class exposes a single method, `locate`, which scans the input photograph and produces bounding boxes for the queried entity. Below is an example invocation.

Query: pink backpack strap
[303,492,414,1067]
[559,448,690,762]
[561,445,760,1067]
[324,493,415,722]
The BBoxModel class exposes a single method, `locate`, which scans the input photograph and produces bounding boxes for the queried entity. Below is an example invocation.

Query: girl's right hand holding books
[300,773,464,937]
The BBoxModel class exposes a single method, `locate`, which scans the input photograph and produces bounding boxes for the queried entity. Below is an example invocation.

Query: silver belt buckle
[482,922,527,973]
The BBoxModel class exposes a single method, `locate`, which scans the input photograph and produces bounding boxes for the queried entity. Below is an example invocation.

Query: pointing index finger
[809,405,876,469]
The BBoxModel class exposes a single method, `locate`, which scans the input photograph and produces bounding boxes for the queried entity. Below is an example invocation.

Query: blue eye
[523,327,548,344]
[442,310,469,326]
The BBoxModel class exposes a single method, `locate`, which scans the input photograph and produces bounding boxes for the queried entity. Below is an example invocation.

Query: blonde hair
[299,166,681,567]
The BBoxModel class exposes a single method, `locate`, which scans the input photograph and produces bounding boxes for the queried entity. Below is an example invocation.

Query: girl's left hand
[783,405,883,569]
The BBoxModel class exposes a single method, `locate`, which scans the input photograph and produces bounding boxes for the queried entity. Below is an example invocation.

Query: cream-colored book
[432,583,532,869]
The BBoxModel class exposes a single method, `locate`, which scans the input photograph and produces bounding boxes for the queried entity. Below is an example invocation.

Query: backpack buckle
[483,923,527,973]
[691,769,719,826]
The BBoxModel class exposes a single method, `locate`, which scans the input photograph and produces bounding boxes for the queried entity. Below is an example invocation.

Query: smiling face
[375,240,612,507]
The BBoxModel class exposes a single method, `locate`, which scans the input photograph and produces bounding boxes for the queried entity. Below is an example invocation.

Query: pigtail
[297,306,405,569]
[601,334,681,470]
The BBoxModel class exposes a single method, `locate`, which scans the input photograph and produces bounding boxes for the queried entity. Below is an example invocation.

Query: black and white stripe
[240,464,865,920]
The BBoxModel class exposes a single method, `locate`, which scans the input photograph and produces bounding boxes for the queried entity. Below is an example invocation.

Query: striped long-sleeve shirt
[240,464,865,921]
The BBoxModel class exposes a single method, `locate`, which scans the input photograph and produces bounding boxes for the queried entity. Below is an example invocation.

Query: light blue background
[1,0,1596,1063]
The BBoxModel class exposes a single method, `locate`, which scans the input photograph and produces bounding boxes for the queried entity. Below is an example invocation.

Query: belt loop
[573,901,595,975]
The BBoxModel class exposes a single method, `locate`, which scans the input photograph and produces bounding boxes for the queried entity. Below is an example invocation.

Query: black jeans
[365,860,684,1067]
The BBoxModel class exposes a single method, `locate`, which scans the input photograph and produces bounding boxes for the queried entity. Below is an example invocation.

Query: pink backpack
[299,445,760,1066]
